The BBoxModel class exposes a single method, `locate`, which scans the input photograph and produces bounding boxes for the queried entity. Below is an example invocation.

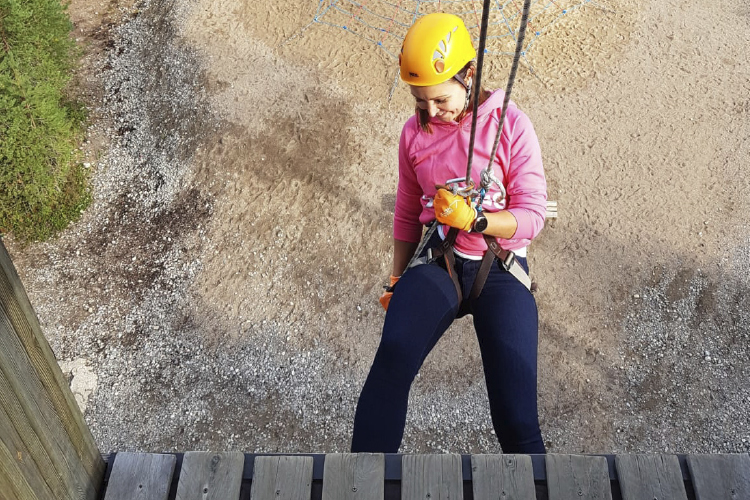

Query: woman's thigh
[375,263,461,376]
[470,262,540,398]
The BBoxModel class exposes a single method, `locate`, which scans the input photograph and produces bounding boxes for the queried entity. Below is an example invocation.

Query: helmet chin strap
[453,73,473,111]
[464,78,473,111]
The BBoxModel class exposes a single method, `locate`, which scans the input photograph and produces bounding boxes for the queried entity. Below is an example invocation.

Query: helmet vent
[432,26,459,75]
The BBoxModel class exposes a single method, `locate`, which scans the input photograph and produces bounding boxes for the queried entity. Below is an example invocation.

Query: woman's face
[410,76,469,123]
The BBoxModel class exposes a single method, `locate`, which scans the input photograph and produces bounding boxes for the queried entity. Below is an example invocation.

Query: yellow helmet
[399,13,477,87]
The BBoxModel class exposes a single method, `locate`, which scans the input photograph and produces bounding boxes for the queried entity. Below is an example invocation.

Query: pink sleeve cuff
[507,207,545,240]
[393,219,424,243]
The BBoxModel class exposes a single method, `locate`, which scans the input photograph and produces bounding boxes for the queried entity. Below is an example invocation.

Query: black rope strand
[464,0,533,185]
[463,0,493,184]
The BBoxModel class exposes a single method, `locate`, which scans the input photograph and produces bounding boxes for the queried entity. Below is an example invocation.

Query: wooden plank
[686,454,750,500]
[0,240,104,500]
[471,454,535,500]
[546,454,612,500]
[103,452,176,500]
[402,454,463,500]
[0,434,39,500]
[0,339,68,499]
[616,454,687,500]
[322,453,384,500]
[0,400,57,500]
[546,200,558,219]
[251,455,313,500]
[175,451,244,500]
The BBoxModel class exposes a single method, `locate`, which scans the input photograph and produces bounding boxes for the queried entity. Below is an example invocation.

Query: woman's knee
[372,334,414,367]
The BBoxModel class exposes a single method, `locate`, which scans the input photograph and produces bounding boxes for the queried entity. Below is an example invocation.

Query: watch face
[475,216,488,232]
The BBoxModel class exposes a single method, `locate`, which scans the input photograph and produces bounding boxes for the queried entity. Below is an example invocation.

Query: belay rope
[404,0,534,287]
[469,0,533,193]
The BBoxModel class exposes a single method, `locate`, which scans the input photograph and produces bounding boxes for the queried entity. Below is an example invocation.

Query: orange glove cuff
[379,275,400,311]
[379,292,392,311]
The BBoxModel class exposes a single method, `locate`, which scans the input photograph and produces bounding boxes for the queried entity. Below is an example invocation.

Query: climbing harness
[396,0,535,298]
[427,227,533,302]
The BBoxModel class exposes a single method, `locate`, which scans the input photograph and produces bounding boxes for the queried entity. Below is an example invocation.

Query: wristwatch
[473,213,488,233]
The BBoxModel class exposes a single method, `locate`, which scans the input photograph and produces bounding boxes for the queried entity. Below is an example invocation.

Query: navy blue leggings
[351,255,545,453]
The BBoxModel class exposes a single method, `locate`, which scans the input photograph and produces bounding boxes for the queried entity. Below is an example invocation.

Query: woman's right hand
[433,187,476,231]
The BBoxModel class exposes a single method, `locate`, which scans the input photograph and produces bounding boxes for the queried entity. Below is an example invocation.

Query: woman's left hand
[378,275,400,311]
[433,187,476,231]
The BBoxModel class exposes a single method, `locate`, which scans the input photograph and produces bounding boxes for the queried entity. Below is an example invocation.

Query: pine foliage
[0,0,90,241]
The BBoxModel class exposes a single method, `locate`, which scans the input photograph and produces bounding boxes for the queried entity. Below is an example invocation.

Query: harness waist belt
[428,227,533,303]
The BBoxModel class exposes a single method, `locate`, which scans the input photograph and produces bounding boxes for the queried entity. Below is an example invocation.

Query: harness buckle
[408,249,433,269]
[500,251,516,271]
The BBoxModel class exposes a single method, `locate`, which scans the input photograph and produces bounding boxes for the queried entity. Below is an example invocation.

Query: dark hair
[416,60,490,133]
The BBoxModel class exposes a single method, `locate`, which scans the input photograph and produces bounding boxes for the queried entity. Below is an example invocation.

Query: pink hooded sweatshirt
[394,89,547,258]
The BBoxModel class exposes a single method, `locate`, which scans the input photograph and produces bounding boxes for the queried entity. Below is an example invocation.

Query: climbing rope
[466,0,533,199]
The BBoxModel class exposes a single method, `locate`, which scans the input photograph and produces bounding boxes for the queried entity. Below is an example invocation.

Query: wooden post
[0,239,105,500]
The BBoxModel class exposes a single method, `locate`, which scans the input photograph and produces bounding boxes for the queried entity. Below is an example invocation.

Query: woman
[351,13,547,453]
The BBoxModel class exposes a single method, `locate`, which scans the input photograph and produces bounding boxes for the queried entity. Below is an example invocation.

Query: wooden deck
[99,452,750,500]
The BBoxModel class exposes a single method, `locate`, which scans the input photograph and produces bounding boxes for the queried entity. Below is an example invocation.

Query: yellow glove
[433,188,476,232]
[379,275,400,311]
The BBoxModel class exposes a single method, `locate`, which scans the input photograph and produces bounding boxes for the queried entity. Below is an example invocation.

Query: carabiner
[444,177,479,198]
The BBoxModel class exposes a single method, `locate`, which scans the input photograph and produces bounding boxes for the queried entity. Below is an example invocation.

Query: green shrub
[0,0,91,241]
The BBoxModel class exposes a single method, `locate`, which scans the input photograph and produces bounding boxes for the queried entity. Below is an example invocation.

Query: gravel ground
[5,0,750,455]
[617,245,750,452]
